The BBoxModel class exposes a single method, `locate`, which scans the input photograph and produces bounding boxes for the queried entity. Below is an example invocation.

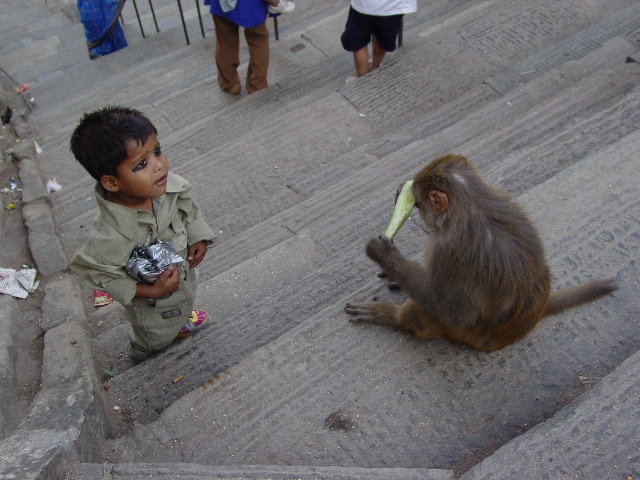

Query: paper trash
[0,267,39,298]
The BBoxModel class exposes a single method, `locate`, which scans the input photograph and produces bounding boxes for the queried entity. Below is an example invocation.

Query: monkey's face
[414,188,449,232]
[417,201,437,231]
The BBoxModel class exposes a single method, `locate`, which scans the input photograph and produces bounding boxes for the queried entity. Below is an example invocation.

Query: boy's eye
[132,159,148,172]
[154,147,162,156]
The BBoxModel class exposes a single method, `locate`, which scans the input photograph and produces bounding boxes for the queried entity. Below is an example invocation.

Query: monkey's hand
[366,234,398,266]
[345,300,398,326]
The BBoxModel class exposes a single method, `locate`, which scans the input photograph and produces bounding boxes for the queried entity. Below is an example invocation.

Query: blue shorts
[340,7,403,53]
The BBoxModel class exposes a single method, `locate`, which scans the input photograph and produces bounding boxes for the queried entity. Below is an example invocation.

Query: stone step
[192,49,640,276]
[50,38,640,296]
[1,0,638,478]
[290,35,639,194]
[50,88,379,261]
[70,463,455,480]
[484,2,640,93]
[104,58,640,423]
[25,0,346,124]
[339,0,637,131]
[0,3,61,58]
[106,127,639,474]
[460,349,640,479]
[46,9,640,264]
[28,29,212,113]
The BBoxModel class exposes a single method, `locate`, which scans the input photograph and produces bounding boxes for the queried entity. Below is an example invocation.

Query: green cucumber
[383,180,415,239]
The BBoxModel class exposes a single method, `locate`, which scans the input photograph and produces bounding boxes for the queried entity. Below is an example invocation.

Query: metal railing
[124,0,283,46]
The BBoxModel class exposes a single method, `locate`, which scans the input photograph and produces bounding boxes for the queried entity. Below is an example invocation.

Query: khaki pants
[125,265,198,360]
[212,14,269,93]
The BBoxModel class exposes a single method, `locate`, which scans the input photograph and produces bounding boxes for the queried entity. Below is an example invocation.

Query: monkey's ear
[428,190,449,214]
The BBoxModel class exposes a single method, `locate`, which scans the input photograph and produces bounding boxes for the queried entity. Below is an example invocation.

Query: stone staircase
[1,0,639,478]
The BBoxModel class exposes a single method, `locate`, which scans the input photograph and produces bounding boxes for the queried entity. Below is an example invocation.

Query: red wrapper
[93,290,113,307]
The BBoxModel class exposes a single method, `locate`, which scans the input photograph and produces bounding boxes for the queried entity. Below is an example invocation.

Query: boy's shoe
[176,310,209,338]
[268,0,295,14]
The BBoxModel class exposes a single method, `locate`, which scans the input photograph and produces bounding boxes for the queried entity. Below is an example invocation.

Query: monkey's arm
[366,235,436,308]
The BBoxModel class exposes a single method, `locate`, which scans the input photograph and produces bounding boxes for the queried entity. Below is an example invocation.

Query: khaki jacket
[70,172,216,306]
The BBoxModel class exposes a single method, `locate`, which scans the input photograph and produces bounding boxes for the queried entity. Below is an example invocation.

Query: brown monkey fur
[345,154,617,351]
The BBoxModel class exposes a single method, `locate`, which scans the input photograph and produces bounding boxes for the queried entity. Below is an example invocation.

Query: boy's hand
[154,264,180,295]
[135,264,180,299]
[187,241,208,269]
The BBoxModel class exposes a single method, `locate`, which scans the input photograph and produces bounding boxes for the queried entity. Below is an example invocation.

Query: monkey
[345,154,617,351]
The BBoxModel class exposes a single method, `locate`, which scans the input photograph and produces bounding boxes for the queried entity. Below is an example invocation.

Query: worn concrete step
[30,20,346,184]
[485,2,640,94]
[0,3,62,57]
[1,27,87,91]
[460,349,640,479]
[107,127,639,474]
[53,36,640,264]
[29,30,213,116]
[291,35,639,195]
[103,57,640,424]
[199,55,640,276]
[339,0,637,131]
[360,32,640,159]
[51,89,378,261]
[26,0,346,142]
[29,35,338,186]
[48,25,640,268]
[70,463,454,480]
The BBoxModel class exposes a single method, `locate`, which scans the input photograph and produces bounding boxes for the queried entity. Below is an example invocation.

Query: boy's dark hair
[70,105,157,181]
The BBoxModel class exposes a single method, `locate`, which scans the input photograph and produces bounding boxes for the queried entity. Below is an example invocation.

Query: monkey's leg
[346,298,445,340]
[397,299,446,340]
[345,300,399,327]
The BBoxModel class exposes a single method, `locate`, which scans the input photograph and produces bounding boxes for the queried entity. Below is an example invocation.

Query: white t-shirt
[351,0,417,16]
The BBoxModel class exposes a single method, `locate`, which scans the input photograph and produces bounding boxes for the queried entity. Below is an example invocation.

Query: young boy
[340,0,417,77]
[69,106,217,361]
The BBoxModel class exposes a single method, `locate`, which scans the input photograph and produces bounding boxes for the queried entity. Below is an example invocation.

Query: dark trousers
[212,14,269,93]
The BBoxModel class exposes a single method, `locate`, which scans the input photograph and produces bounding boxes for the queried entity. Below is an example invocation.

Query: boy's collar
[93,172,186,240]
[94,183,159,240]
[94,172,185,240]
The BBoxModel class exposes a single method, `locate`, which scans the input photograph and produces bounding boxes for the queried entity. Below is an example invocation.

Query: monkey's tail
[543,278,618,317]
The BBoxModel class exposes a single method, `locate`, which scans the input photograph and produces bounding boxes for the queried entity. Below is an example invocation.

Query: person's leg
[124,266,199,360]
[367,14,403,73]
[353,46,370,76]
[341,8,374,77]
[368,35,386,72]
[244,20,270,93]
[212,14,241,93]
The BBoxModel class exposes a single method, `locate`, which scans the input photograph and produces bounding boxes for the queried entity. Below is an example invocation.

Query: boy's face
[100,132,169,210]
